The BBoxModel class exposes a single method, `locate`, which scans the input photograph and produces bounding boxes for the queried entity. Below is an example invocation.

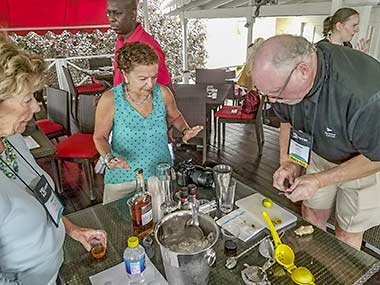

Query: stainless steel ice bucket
[154,210,219,285]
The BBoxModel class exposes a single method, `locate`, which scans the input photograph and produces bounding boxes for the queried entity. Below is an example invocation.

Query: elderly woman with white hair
[0,34,106,284]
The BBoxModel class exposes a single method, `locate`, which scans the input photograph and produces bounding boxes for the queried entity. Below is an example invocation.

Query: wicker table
[59,180,380,285]
[23,120,56,159]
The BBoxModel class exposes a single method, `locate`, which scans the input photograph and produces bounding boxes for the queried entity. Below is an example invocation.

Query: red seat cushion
[215,106,254,120]
[36,119,64,135]
[54,133,98,159]
[76,83,104,94]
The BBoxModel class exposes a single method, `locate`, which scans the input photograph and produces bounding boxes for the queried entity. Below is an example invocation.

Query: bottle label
[125,256,145,275]
[141,203,153,226]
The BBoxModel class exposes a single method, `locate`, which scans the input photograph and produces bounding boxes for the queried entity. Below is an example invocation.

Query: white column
[181,12,189,83]
[143,0,150,33]
[351,6,372,48]
[55,58,69,91]
[246,0,254,46]
[330,0,343,14]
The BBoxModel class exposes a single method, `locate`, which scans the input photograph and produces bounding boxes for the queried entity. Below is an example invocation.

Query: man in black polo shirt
[252,34,380,249]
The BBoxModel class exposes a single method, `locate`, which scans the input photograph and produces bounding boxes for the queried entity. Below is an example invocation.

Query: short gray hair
[270,35,315,69]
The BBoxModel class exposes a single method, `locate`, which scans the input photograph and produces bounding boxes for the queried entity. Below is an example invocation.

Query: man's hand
[273,161,301,192]
[284,174,321,202]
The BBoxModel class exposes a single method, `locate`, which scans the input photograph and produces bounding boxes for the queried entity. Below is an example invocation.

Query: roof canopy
[161,0,377,18]
[0,0,110,35]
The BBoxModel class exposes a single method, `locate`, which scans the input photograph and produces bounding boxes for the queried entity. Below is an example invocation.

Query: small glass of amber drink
[89,230,107,260]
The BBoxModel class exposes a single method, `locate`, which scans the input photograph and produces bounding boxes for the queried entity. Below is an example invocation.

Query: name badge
[288,128,313,168]
[33,175,64,227]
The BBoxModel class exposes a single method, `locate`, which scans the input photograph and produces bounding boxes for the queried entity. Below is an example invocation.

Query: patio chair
[36,87,70,141]
[215,93,264,156]
[174,95,207,164]
[62,66,102,133]
[62,66,104,115]
[48,86,99,201]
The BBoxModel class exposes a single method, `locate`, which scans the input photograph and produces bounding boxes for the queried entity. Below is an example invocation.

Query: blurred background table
[23,120,56,159]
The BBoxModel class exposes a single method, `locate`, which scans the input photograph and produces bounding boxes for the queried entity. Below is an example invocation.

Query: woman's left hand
[356,38,370,53]
[69,227,107,252]
[182,125,204,144]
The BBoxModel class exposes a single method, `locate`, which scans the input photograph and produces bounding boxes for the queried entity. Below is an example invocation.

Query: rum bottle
[130,168,153,238]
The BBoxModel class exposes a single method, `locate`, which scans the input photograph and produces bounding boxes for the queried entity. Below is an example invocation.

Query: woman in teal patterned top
[94,42,203,204]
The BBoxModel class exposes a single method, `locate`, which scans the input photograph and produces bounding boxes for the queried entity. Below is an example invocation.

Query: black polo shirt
[272,42,380,164]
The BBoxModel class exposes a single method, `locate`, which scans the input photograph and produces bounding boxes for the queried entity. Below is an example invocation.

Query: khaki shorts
[103,181,135,205]
[303,152,380,233]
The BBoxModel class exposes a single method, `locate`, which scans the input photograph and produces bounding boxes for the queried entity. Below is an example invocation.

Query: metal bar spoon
[225,236,268,270]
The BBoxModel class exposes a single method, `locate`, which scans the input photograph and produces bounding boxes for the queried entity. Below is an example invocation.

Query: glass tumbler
[156,163,178,214]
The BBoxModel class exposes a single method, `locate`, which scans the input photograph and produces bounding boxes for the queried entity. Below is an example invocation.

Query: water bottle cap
[128,236,139,248]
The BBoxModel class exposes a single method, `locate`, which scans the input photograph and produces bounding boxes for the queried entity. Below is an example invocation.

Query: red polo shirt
[113,23,172,86]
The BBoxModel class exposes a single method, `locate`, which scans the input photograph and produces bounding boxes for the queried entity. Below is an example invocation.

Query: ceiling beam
[175,0,220,12]
[177,2,331,18]
[220,0,248,8]
[201,0,236,10]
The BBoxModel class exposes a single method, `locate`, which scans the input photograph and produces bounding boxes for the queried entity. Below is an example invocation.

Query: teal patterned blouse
[104,83,173,184]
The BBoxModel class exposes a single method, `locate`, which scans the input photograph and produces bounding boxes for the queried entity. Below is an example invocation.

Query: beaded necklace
[124,83,151,106]
[0,138,19,179]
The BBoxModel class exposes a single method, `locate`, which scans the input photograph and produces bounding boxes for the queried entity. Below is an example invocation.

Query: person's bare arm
[165,83,175,96]
[273,122,302,191]
[93,90,114,157]
[161,85,203,143]
[286,154,380,202]
[279,122,292,164]
[314,154,380,188]
[93,90,130,169]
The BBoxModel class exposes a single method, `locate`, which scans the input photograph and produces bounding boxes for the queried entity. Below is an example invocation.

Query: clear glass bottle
[124,236,146,284]
[130,168,154,238]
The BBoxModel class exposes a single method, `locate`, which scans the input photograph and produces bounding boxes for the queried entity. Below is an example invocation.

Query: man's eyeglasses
[257,63,299,103]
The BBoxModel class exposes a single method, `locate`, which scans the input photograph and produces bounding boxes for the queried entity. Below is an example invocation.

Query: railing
[45,54,114,91]
[44,54,242,89]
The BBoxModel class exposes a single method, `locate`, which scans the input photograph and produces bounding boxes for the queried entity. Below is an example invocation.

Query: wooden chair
[174,95,207,164]
[48,86,99,201]
[36,87,70,141]
[215,94,264,156]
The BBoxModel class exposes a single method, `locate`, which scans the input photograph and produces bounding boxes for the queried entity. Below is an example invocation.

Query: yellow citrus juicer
[262,211,316,285]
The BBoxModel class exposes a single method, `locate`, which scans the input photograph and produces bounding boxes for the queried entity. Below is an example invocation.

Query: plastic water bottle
[124,236,146,284]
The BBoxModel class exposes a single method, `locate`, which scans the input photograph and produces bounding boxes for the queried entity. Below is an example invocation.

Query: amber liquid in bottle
[130,168,153,239]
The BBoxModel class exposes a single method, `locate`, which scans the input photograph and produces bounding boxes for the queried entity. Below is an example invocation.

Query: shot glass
[221,223,240,256]
[88,230,107,260]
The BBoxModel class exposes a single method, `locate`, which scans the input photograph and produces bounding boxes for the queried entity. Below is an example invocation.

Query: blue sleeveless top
[104,83,173,184]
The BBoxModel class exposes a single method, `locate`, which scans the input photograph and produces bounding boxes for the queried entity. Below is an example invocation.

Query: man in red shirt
[107,0,173,91]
